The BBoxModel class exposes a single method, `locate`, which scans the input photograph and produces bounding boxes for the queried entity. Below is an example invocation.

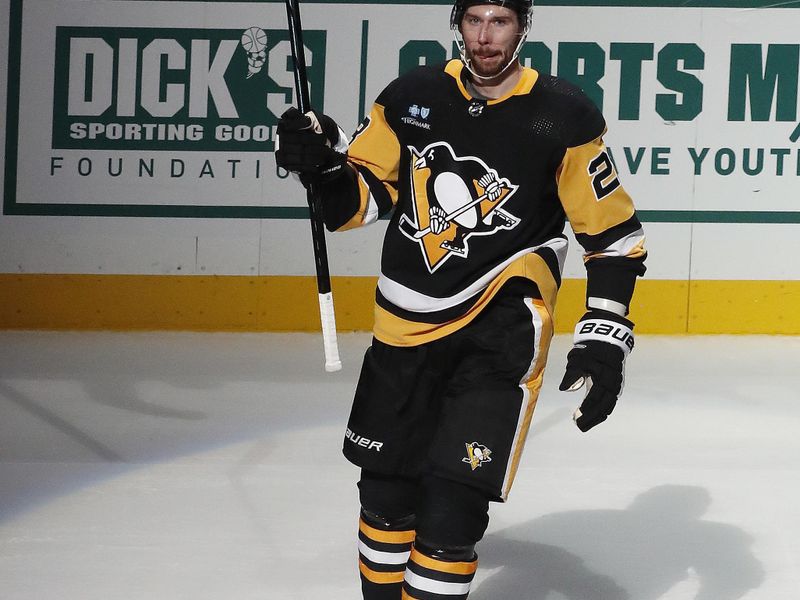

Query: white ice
[1,331,798,599]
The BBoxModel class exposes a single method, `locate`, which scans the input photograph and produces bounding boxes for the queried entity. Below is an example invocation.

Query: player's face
[460,5,522,78]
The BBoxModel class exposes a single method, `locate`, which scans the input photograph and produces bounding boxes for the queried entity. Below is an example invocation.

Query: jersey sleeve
[556,109,647,315]
[317,80,403,232]
[335,100,401,231]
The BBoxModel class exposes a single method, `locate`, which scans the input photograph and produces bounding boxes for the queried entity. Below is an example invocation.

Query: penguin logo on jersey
[398,142,520,273]
[463,442,493,471]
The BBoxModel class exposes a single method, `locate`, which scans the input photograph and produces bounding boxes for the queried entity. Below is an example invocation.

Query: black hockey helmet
[450,0,534,81]
[450,0,534,32]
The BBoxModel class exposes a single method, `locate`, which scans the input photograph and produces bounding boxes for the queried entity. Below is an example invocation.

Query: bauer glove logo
[577,320,635,353]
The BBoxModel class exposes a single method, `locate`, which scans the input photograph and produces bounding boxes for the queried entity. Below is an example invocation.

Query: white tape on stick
[319,292,342,372]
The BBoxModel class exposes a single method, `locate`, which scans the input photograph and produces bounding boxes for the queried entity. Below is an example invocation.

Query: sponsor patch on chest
[402,104,432,129]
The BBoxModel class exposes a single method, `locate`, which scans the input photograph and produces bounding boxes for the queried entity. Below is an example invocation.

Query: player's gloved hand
[275,107,347,186]
[559,311,635,432]
[429,206,448,235]
[478,173,502,201]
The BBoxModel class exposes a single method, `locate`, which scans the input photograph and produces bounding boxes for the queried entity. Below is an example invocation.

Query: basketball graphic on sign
[241,27,267,79]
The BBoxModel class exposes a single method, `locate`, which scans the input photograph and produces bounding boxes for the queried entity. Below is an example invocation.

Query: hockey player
[275,0,647,597]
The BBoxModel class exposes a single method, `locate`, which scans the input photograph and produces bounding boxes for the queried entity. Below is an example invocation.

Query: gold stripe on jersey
[359,561,405,584]
[374,251,558,347]
[557,136,636,237]
[359,519,417,545]
[585,235,647,262]
[408,547,479,576]
[338,103,401,231]
[501,298,553,500]
[444,60,539,103]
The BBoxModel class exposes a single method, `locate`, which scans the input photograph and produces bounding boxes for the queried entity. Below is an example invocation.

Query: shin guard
[402,546,478,600]
[358,512,415,599]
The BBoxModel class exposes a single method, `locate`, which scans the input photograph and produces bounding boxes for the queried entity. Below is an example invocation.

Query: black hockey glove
[275,107,347,186]
[559,311,635,432]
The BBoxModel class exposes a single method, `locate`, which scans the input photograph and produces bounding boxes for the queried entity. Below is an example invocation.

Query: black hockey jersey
[325,59,646,347]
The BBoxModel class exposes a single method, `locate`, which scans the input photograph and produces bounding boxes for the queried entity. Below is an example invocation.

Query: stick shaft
[412,191,491,238]
[285,0,341,371]
[286,0,311,112]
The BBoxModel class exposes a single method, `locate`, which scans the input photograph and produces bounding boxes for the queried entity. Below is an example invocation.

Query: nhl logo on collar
[468,101,485,117]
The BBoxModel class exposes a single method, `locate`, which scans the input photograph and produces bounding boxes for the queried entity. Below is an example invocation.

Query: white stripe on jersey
[358,170,381,226]
[378,237,568,314]
[585,227,645,259]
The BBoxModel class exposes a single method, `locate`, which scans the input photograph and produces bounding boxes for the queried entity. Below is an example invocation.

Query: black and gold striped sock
[401,546,478,600]
[358,514,415,599]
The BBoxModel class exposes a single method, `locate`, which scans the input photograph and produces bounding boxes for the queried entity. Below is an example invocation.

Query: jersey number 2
[588,151,620,201]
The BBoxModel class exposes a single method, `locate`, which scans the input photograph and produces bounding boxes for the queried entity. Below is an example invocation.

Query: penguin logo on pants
[399,141,520,273]
[463,442,493,471]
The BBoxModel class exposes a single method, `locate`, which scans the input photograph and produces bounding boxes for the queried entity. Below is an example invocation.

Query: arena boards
[2,1,799,333]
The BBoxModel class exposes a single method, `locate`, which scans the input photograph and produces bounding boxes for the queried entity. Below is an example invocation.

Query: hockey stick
[285,0,341,372]
[398,185,508,240]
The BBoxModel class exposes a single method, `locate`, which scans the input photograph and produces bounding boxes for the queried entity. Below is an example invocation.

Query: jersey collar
[445,59,539,105]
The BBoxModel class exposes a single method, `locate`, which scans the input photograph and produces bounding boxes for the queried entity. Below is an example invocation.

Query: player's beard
[465,41,518,80]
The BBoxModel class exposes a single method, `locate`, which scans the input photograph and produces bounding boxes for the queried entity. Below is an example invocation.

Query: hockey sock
[402,544,478,600]
[359,510,416,600]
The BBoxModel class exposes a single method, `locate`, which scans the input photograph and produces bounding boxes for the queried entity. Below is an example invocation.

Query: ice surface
[1,332,798,599]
